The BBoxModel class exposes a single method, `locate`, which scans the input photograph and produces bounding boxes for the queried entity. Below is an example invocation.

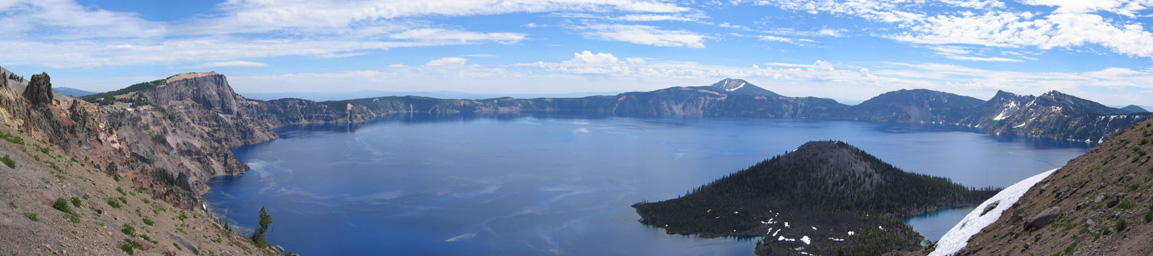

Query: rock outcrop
[1024,206,1060,231]
[144,72,240,115]
[22,72,53,105]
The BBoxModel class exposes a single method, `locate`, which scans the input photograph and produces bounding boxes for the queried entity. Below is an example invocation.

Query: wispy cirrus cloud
[197,61,269,68]
[0,0,697,68]
[573,23,709,48]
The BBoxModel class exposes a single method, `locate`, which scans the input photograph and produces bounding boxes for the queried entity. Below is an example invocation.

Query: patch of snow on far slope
[929,168,1058,256]
[993,110,1010,121]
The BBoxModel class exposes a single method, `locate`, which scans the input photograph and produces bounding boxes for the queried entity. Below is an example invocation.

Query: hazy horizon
[1,0,1152,106]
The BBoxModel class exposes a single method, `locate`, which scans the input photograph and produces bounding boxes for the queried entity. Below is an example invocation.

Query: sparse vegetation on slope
[941,117,1153,256]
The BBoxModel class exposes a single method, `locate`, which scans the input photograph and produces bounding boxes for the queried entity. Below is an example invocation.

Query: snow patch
[800,236,811,245]
[847,231,855,236]
[784,222,790,228]
[993,110,1010,121]
[929,168,1058,256]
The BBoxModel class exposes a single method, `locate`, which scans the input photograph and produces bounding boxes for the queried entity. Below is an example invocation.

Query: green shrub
[1116,218,1128,231]
[71,197,81,207]
[0,155,14,168]
[1144,211,1152,223]
[107,198,122,209]
[66,213,80,223]
[1120,200,1136,210]
[52,198,74,214]
[0,132,24,145]
[143,218,154,226]
[24,213,37,221]
[121,224,135,236]
[118,241,139,255]
[116,186,126,195]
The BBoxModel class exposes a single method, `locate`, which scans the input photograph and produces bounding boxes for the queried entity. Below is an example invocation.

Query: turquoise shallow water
[206,114,1089,255]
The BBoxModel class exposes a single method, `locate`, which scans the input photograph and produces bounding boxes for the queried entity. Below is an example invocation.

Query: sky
[1,0,1153,105]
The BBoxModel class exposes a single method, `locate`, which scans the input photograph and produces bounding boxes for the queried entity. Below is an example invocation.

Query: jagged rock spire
[23,72,53,105]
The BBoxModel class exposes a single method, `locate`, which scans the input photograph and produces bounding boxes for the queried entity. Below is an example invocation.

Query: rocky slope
[980,91,1144,143]
[932,117,1153,255]
[633,141,998,256]
[0,72,277,255]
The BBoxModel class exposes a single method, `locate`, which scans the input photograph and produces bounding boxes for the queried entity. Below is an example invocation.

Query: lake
[205,114,1090,255]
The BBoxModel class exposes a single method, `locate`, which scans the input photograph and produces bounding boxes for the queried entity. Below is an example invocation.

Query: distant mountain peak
[706,78,782,97]
[1121,104,1148,113]
[711,78,750,92]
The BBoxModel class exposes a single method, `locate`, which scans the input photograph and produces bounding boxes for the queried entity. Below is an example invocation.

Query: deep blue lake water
[205,115,1090,255]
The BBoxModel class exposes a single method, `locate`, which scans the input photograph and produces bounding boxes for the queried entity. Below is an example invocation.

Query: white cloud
[200,0,691,34]
[427,57,469,66]
[197,61,269,68]
[576,23,708,48]
[755,0,1153,59]
[759,35,816,44]
[571,51,620,64]
[389,29,524,43]
[943,55,1024,62]
[0,0,696,68]
[0,0,165,40]
[923,46,1024,62]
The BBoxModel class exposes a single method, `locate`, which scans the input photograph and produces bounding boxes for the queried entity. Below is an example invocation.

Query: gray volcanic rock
[143,72,240,114]
[1024,206,1060,231]
[22,72,53,105]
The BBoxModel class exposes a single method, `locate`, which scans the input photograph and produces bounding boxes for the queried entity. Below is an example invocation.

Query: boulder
[22,72,53,105]
[130,237,152,251]
[1024,206,1060,231]
[981,201,1000,216]
[169,232,199,253]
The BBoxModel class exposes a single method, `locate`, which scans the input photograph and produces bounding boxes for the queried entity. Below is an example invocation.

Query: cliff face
[942,117,1153,256]
[0,74,275,255]
[144,72,240,115]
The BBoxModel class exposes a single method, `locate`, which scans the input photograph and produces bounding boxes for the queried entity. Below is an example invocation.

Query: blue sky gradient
[1,0,1152,105]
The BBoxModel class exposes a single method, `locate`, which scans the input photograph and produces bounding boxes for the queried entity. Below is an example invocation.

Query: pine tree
[250,206,274,248]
